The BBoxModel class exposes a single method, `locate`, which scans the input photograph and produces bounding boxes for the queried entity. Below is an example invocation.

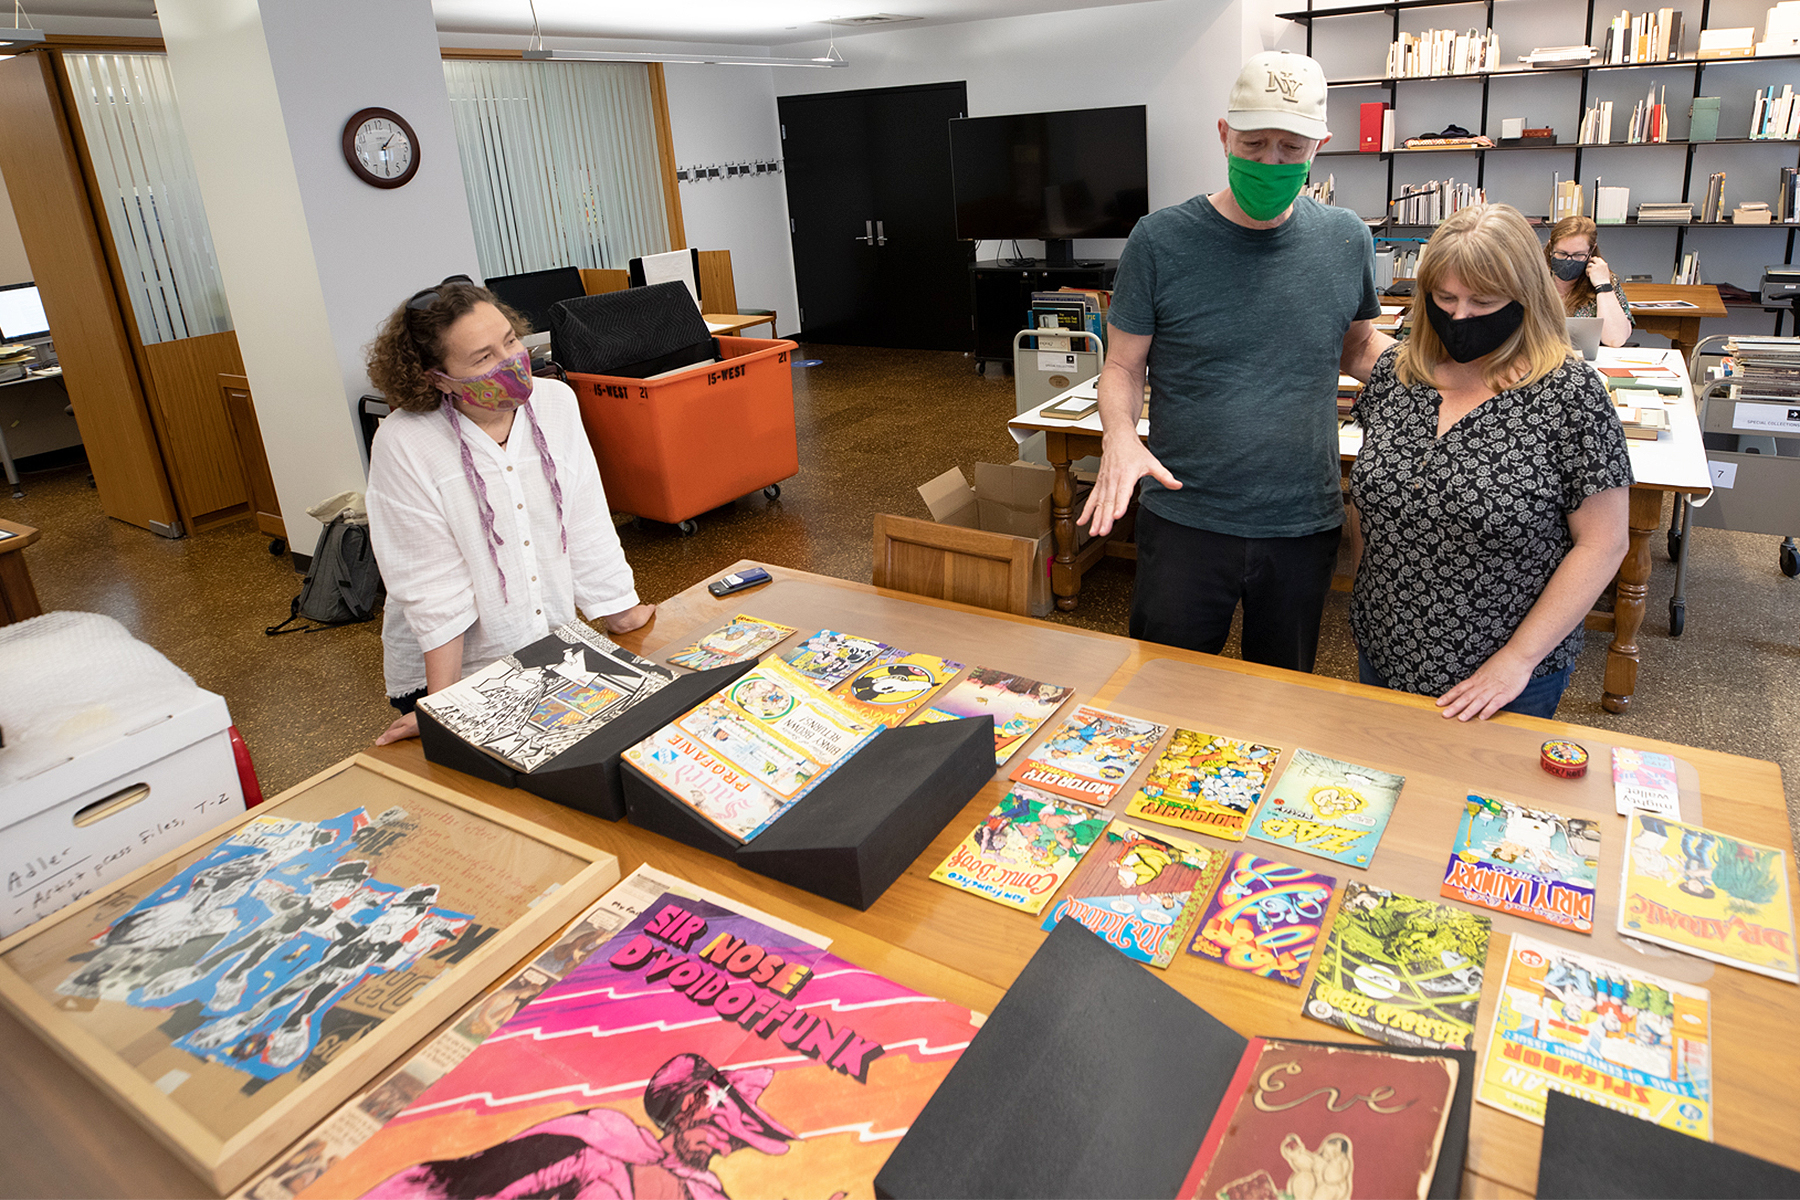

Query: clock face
[354,117,412,180]
[341,107,419,188]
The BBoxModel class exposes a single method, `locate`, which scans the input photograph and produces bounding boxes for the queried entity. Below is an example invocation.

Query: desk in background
[1624,283,1727,358]
[0,366,76,499]
[703,311,777,337]
[0,518,41,624]
[0,562,1794,1198]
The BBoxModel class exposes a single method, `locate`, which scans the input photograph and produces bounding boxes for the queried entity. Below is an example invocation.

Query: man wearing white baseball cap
[1079,49,1391,674]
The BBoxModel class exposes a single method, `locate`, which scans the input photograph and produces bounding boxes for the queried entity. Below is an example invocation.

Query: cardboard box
[916,462,1095,616]
[0,690,244,937]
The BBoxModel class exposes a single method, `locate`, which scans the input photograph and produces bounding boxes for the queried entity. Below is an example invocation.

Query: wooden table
[1622,283,1727,358]
[702,311,778,337]
[1013,345,1712,713]
[3,561,1794,1197]
[0,517,42,625]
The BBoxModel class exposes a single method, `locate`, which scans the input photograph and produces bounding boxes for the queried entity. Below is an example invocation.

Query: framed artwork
[0,754,618,1193]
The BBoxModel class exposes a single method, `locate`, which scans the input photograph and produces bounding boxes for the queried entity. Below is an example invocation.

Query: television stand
[969,258,1118,373]
[1044,238,1075,266]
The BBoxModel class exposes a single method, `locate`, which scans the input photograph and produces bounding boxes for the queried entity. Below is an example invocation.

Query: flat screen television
[0,282,50,341]
[484,267,586,335]
[949,105,1149,263]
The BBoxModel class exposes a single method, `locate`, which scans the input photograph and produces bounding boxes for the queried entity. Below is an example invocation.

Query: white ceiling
[20,0,1156,47]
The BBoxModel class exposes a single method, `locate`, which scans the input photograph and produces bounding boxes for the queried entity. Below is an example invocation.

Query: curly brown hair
[365,280,531,413]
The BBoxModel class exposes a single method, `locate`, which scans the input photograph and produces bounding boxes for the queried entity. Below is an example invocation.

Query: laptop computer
[1566,315,1604,361]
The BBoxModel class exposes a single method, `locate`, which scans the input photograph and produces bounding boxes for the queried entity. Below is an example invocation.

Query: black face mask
[1550,257,1588,282]
[1425,295,1525,363]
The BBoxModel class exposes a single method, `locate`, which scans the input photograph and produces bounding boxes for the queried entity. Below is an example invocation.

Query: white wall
[661,64,801,337]
[162,0,481,551]
[0,169,28,287]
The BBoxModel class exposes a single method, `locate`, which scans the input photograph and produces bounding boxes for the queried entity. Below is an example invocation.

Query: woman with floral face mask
[365,277,654,744]
[1344,205,1633,721]
[1544,215,1632,347]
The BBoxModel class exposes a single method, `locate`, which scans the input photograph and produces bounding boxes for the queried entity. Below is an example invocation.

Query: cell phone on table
[709,567,771,597]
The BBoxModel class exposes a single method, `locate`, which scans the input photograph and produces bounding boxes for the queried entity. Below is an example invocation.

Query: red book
[1178,1038,1459,1200]
[1361,102,1389,152]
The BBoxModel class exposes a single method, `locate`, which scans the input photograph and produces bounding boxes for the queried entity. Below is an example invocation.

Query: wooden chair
[696,249,776,336]
[871,514,1035,616]
[580,268,629,296]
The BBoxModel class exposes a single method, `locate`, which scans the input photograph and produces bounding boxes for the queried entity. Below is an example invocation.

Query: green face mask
[1227,155,1311,221]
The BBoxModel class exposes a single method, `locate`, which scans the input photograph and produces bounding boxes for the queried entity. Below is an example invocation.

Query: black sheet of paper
[874,919,1247,1200]
[1538,1090,1800,1199]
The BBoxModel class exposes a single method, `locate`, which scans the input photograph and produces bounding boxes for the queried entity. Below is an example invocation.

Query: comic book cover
[782,629,891,688]
[1247,749,1405,868]
[928,786,1112,914]
[296,893,982,1200]
[625,658,880,844]
[907,667,1074,765]
[1122,728,1282,841]
[1006,705,1168,806]
[1612,748,1682,817]
[1037,822,1227,969]
[1177,1039,1458,1200]
[1479,933,1712,1138]
[1188,850,1336,987]
[417,623,674,773]
[1302,882,1492,1051]
[665,614,798,671]
[1440,795,1600,933]
[1618,812,1798,983]
[829,650,964,728]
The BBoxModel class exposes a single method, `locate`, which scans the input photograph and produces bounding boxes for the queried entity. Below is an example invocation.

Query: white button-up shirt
[367,377,640,696]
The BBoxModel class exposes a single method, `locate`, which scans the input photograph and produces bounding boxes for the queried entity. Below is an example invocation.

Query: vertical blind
[443,59,672,279]
[63,53,233,345]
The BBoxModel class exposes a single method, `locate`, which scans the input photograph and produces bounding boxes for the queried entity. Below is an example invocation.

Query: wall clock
[342,107,419,188]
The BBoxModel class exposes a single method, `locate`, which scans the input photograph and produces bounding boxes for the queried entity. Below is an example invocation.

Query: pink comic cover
[299,894,979,1200]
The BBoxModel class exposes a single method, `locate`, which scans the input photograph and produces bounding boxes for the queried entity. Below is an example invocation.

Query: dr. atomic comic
[1123,728,1282,841]
[1008,705,1168,806]
[1188,851,1336,987]
[1479,933,1712,1138]
[296,894,982,1200]
[1441,795,1600,932]
[1303,882,1492,1051]
[1039,822,1228,969]
[1248,749,1405,867]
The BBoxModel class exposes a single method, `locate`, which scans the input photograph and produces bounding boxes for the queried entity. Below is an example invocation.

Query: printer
[1763,264,1800,306]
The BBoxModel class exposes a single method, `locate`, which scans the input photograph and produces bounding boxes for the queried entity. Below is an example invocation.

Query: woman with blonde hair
[1346,204,1632,720]
[1544,214,1632,346]
[364,275,654,745]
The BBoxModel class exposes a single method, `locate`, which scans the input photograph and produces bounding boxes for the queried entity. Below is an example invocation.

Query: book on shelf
[1551,176,1584,222]
[1637,200,1694,222]
[1763,0,1800,52]
[1382,106,1397,150]
[1697,26,1756,57]
[1699,170,1727,222]
[1361,101,1388,151]
[1391,179,1485,225]
[1689,94,1721,141]
[1595,182,1631,224]
[1301,173,1335,205]
[1578,98,1614,144]
[1779,167,1799,221]
[1749,83,1800,139]
[1602,8,1684,63]
[1733,202,1773,224]
[1672,250,1702,283]
[1522,44,1594,68]
[1386,27,1497,78]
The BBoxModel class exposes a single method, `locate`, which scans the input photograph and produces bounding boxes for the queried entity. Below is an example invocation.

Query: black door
[780,82,972,350]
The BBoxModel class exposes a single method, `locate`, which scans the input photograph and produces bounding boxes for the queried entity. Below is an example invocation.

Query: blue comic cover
[1247,749,1405,868]
[1442,795,1600,933]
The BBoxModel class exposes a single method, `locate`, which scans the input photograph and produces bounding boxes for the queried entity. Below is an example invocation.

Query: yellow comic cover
[1122,728,1281,841]
[1618,812,1799,983]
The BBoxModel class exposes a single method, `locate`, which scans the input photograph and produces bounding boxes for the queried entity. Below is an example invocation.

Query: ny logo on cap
[1265,68,1301,101]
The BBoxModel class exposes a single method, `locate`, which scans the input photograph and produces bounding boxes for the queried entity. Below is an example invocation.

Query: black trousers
[1128,506,1342,673]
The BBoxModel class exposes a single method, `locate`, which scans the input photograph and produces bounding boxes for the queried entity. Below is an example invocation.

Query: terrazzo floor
[7,342,1798,850]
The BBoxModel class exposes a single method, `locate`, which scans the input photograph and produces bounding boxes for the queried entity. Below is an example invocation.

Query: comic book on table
[1618,812,1799,983]
[1007,704,1168,806]
[929,785,1112,914]
[1611,747,1681,817]
[1247,749,1405,868]
[781,629,891,688]
[1038,822,1228,969]
[415,623,675,773]
[1176,1039,1459,1200]
[240,864,830,1199]
[622,657,880,844]
[828,649,963,727]
[1440,794,1600,933]
[1122,728,1282,841]
[908,667,1074,765]
[292,892,981,1200]
[1303,882,1492,1051]
[1188,850,1337,987]
[664,614,798,671]
[1478,933,1712,1139]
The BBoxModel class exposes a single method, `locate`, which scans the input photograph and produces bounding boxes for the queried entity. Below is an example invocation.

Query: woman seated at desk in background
[365,276,655,745]
[1545,215,1633,347]
[1346,204,1633,721]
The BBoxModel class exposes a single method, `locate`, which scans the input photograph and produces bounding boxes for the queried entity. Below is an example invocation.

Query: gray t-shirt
[1108,194,1380,538]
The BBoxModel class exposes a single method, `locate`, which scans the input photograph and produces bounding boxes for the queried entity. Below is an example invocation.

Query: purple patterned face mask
[432,348,533,411]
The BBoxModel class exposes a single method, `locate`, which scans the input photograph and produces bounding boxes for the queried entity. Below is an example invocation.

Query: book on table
[907,666,1073,765]
[664,613,797,670]
[1187,849,1336,987]
[928,784,1112,914]
[1038,820,1229,968]
[1247,748,1405,868]
[1007,703,1168,806]
[1440,794,1600,932]
[1122,727,1283,840]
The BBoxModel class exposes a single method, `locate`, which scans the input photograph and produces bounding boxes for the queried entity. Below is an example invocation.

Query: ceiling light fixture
[517,0,844,69]
[3,1,45,51]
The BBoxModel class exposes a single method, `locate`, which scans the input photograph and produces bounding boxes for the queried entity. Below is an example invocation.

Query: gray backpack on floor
[266,512,384,634]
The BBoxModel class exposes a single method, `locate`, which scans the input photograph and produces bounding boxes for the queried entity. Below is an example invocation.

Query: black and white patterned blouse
[1348,346,1635,696]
